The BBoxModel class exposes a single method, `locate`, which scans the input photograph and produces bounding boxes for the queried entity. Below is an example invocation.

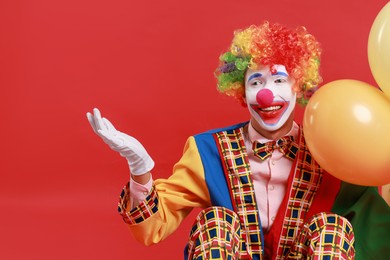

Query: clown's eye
[252,80,264,86]
[275,78,287,83]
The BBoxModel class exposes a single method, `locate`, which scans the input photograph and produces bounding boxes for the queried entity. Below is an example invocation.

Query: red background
[0,0,388,259]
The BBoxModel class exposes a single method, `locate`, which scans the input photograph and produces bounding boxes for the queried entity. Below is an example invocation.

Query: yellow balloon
[368,2,390,98]
[303,79,390,186]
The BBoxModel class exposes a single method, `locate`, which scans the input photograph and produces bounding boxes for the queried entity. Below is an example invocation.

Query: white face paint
[245,64,296,132]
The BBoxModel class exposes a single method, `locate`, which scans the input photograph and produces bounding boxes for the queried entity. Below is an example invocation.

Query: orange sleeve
[118,137,211,245]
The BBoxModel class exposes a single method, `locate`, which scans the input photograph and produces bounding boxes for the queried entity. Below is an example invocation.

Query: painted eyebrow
[272,71,289,77]
[247,73,263,82]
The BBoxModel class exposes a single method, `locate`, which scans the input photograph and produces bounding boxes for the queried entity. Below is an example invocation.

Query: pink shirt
[244,122,298,230]
[129,122,298,230]
[129,175,153,207]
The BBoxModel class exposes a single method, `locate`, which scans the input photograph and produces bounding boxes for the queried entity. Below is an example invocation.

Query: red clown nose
[256,89,274,107]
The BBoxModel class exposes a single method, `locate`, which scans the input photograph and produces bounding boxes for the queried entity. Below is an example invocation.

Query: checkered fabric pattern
[252,136,298,161]
[118,182,159,225]
[215,128,263,259]
[187,207,241,260]
[286,212,355,259]
[275,128,324,259]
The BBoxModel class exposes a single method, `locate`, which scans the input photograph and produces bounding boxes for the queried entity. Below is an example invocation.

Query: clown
[87,21,390,259]
[245,64,296,133]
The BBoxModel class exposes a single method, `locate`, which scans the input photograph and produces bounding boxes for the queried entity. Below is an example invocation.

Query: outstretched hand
[86,108,154,175]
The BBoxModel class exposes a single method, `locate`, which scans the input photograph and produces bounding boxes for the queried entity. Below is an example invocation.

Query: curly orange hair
[215,21,322,106]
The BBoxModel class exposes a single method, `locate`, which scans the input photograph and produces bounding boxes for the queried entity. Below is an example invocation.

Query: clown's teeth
[260,106,281,111]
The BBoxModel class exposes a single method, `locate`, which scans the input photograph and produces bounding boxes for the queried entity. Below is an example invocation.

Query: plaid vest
[194,122,341,259]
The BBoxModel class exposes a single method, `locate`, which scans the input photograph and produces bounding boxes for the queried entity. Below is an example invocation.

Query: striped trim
[118,182,159,225]
[214,128,263,259]
[276,128,323,258]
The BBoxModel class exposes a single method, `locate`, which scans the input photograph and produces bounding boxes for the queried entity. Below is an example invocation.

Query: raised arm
[86,108,153,184]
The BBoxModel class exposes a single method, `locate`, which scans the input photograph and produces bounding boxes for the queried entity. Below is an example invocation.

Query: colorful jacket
[118,122,390,259]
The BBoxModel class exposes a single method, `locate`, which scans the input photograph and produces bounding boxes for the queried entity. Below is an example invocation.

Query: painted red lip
[251,101,289,125]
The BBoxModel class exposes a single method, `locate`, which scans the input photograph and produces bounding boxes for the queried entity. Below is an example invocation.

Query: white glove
[86,108,154,175]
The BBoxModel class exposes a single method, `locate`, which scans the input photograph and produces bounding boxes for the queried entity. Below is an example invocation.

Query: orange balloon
[368,2,390,98]
[303,79,390,186]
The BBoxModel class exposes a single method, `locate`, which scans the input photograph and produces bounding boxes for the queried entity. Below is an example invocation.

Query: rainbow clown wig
[215,21,322,106]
